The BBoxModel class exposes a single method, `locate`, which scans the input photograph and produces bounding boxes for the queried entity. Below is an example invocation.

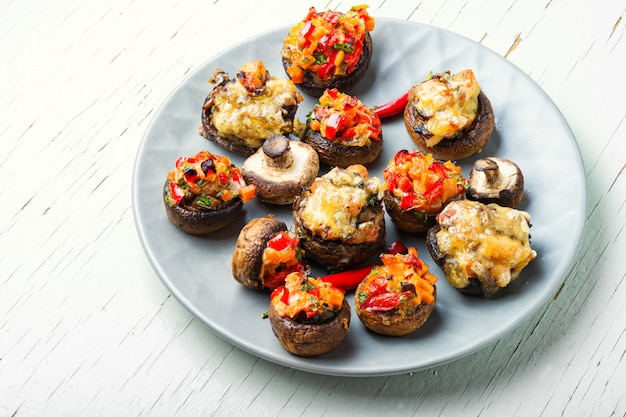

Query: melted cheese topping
[435,200,537,295]
[299,166,384,244]
[211,78,303,148]
[409,69,481,147]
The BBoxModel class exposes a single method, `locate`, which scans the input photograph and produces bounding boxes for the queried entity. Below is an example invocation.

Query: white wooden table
[2,0,624,416]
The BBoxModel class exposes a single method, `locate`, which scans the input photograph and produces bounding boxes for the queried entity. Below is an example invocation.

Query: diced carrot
[238,184,257,203]
[286,66,304,83]
[309,119,321,131]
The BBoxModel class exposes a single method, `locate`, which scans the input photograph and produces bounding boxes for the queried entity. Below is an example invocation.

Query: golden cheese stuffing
[298,165,384,244]
[409,69,481,147]
[435,200,537,296]
[208,61,303,148]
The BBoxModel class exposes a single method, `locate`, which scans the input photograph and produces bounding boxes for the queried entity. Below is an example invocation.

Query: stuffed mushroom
[232,215,306,290]
[200,60,303,155]
[426,200,537,297]
[293,164,386,270]
[268,271,350,357]
[281,5,375,97]
[163,150,256,235]
[404,69,494,161]
[354,247,438,336]
[302,88,383,167]
[383,149,468,233]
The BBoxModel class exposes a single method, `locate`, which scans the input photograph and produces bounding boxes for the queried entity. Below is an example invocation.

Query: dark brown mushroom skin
[163,180,243,235]
[200,79,299,156]
[404,90,495,161]
[231,216,288,290]
[354,288,436,336]
[467,157,524,208]
[282,33,373,97]
[302,122,383,167]
[426,225,484,295]
[292,195,386,270]
[269,298,351,357]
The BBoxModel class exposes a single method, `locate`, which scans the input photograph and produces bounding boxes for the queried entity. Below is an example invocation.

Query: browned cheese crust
[292,196,386,270]
[200,79,299,156]
[404,91,494,161]
[426,224,487,296]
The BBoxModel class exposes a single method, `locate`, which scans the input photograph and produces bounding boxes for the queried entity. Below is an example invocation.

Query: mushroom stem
[473,158,501,188]
[262,134,293,169]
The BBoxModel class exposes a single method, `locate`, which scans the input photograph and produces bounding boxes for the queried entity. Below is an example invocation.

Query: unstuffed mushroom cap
[467,157,524,208]
[242,135,319,205]
[231,215,288,290]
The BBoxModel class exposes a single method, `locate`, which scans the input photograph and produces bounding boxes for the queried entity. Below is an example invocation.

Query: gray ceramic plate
[132,18,586,376]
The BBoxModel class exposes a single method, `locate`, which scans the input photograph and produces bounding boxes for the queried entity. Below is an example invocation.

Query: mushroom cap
[354,287,437,336]
[426,225,485,296]
[302,124,383,168]
[282,33,373,97]
[231,215,288,290]
[467,157,524,208]
[404,90,494,161]
[292,196,386,270]
[269,298,351,357]
[163,180,243,235]
[383,191,437,234]
[242,135,320,205]
[200,79,300,156]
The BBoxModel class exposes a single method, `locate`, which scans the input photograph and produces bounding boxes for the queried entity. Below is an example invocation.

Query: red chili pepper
[373,90,409,119]
[320,264,375,291]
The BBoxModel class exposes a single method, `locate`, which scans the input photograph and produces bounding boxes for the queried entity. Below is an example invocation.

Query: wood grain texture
[1,0,624,416]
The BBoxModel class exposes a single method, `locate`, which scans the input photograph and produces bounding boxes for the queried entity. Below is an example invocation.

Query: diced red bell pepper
[361,291,411,312]
[317,62,335,80]
[169,182,185,205]
[270,287,290,305]
[385,241,408,255]
[307,288,321,298]
[300,20,314,39]
[324,112,342,139]
[400,193,416,210]
[267,231,294,251]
